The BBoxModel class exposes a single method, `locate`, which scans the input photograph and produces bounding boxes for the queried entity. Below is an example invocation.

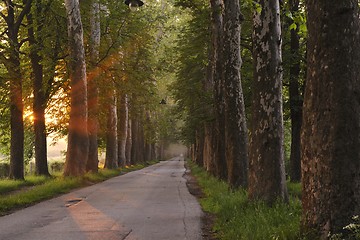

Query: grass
[188,160,303,240]
[0,175,48,195]
[0,161,159,216]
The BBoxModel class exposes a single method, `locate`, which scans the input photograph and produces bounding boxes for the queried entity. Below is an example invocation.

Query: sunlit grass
[0,177,82,214]
[0,175,48,195]
[188,160,302,240]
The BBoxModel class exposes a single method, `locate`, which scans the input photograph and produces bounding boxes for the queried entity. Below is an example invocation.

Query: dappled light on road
[66,195,131,240]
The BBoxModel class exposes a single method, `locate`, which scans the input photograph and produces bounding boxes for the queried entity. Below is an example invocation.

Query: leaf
[289,23,297,31]
[299,24,307,33]
[255,3,262,14]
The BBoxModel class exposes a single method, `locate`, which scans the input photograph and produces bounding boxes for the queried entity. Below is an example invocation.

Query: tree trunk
[86,0,101,173]
[210,0,227,180]
[104,90,118,169]
[223,0,248,189]
[301,1,360,237]
[5,0,32,180]
[288,0,302,183]
[9,59,24,180]
[27,6,50,176]
[144,110,152,163]
[125,118,132,166]
[64,0,89,176]
[131,116,145,164]
[151,143,156,160]
[249,0,288,203]
[194,130,204,166]
[118,94,128,167]
[203,123,215,173]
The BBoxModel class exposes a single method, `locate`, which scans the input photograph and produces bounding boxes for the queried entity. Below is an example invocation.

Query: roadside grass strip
[0,175,48,195]
[188,161,303,240]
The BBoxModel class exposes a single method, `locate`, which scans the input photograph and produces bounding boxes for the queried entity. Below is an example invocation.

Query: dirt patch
[184,163,217,240]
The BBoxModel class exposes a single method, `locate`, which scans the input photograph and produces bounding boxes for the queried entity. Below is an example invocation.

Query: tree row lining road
[0,157,203,240]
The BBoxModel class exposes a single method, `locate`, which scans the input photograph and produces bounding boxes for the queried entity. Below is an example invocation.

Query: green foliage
[329,216,360,240]
[189,161,302,240]
[170,2,211,145]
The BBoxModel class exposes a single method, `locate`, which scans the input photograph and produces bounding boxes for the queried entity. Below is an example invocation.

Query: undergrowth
[189,161,302,240]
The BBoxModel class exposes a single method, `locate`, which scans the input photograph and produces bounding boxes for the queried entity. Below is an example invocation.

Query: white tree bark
[248,0,288,203]
[118,94,128,167]
[64,0,89,176]
[87,0,101,172]
[105,89,118,169]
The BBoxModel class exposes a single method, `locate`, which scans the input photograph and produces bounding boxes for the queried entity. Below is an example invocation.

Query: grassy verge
[0,175,49,195]
[188,160,302,240]
[0,160,159,216]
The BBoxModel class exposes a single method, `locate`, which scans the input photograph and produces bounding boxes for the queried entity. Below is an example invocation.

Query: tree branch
[14,0,33,34]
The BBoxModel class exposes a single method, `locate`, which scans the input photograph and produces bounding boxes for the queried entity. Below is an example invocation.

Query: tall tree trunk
[138,117,145,163]
[288,0,302,183]
[104,90,118,169]
[151,143,156,160]
[203,0,216,176]
[4,0,32,179]
[144,110,152,163]
[64,0,89,176]
[203,123,215,173]
[118,94,128,167]
[210,0,227,180]
[223,0,248,189]
[194,129,204,166]
[27,4,50,176]
[9,58,24,180]
[86,0,101,173]
[301,1,360,237]
[249,0,288,203]
[125,118,132,165]
[131,116,144,164]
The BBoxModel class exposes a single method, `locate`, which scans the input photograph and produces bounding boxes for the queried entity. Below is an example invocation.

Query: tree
[63,0,89,176]
[118,94,128,167]
[248,0,288,203]
[0,0,32,179]
[86,0,101,173]
[285,0,304,183]
[27,0,65,176]
[223,0,248,189]
[104,88,118,169]
[301,1,360,237]
[210,0,227,180]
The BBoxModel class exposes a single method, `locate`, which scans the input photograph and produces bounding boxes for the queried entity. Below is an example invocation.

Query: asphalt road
[0,157,203,240]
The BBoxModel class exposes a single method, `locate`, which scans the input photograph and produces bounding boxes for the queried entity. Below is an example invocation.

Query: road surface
[0,157,203,240]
